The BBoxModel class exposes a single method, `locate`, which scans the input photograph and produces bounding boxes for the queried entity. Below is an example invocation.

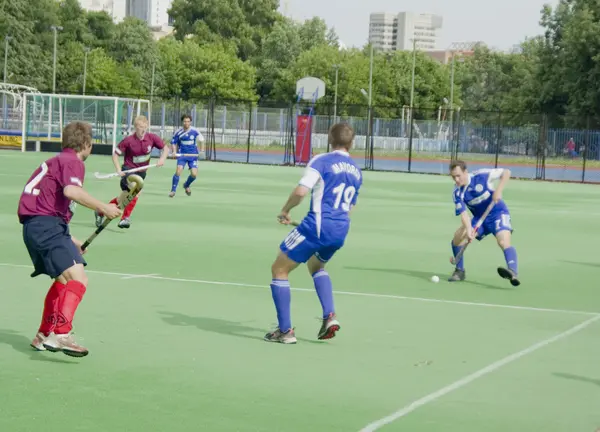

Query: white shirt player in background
[264,123,363,344]
[169,114,205,197]
[449,160,520,286]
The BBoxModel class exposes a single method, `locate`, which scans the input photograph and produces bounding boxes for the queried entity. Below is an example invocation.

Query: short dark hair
[449,160,467,172]
[181,114,192,122]
[329,122,355,150]
[62,121,92,152]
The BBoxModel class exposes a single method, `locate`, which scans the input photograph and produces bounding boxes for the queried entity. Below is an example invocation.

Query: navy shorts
[22,216,86,278]
[120,165,147,191]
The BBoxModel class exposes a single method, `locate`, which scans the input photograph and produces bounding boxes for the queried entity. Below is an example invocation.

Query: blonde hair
[134,115,149,126]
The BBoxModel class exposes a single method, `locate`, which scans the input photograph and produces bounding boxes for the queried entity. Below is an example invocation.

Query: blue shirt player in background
[169,114,204,197]
[448,160,520,286]
[265,123,363,344]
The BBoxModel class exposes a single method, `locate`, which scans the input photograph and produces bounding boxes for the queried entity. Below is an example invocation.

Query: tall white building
[78,0,173,38]
[126,0,173,32]
[368,11,443,52]
[78,0,126,22]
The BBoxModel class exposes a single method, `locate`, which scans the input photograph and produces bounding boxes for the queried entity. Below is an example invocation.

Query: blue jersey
[171,127,203,155]
[279,150,362,264]
[453,168,509,218]
[298,150,362,237]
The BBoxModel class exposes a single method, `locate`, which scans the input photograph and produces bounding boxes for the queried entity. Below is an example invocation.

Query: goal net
[21,93,150,153]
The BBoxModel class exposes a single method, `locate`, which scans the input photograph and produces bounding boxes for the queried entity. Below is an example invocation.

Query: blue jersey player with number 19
[448,160,520,286]
[265,123,363,344]
[169,114,204,197]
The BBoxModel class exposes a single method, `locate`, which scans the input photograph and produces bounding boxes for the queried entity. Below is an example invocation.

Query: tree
[255,18,302,99]
[0,0,59,90]
[109,17,159,93]
[298,17,328,51]
[83,48,142,95]
[537,0,600,122]
[168,0,279,60]
[157,39,257,100]
[86,11,116,50]
[57,0,92,45]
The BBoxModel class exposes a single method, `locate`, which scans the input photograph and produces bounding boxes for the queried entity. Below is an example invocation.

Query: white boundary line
[120,273,160,280]
[358,313,600,431]
[0,262,597,316]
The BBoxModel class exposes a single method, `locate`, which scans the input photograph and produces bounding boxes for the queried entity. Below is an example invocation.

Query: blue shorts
[279,222,348,264]
[473,211,513,241]
[177,156,198,170]
[22,216,86,278]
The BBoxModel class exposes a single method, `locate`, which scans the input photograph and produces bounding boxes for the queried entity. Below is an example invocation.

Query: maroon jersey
[18,148,85,224]
[115,132,165,169]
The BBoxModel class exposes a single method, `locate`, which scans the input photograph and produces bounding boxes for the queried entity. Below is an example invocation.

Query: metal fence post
[495,111,502,168]
[582,115,590,183]
[407,107,414,172]
[246,100,252,164]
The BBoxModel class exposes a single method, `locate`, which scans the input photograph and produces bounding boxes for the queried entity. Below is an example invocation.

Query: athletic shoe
[118,218,131,229]
[30,332,47,351]
[43,332,89,357]
[264,328,297,344]
[497,267,520,286]
[448,268,465,282]
[318,313,340,340]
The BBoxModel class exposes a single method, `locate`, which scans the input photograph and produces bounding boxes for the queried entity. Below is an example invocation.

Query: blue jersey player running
[448,160,520,286]
[169,114,204,197]
[265,123,363,344]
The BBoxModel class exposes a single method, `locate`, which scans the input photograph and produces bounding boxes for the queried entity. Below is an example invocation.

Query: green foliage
[0,0,598,122]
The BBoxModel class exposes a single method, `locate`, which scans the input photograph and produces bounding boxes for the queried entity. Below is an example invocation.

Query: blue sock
[183,175,196,188]
[270,279,292,332]
[503,247,518,274]
[312,270,335,318]
[452,242,464,270]
[171,174,180,192]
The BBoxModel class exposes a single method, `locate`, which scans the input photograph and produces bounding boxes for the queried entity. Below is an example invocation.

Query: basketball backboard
[296,77,326,102]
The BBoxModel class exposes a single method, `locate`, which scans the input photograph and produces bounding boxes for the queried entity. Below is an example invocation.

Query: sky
[282,0,560,50]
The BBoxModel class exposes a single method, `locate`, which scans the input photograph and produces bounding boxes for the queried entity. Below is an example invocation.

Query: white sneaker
[118,218,131,229]
[30,332,47,351]
[43,332,89,357]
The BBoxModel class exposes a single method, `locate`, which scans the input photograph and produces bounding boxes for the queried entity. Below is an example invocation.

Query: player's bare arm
[460,211,474,240]
[170,143,178,157]
[492,168,511,202]
[64,185,121,219]
[156,142,170,167]
[111,151,123,176]
[278,185,310,224]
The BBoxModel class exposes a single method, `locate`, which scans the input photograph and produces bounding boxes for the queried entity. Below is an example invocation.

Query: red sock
[38,281,64,336]
[98,198,118,217]
[122,196,138,219]
[54,280,87,335]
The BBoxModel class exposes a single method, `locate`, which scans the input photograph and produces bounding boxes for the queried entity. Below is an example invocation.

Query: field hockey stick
[169,153,202,158]
[81,175,145,251]
[93,164,158,180]
[450,201,495,265]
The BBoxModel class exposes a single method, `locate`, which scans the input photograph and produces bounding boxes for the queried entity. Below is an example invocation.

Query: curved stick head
[127,174,145,193]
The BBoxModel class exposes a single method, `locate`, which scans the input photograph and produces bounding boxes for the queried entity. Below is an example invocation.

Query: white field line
[120,273,160,280]
[358,314,600,431]
[0,262,597,316]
